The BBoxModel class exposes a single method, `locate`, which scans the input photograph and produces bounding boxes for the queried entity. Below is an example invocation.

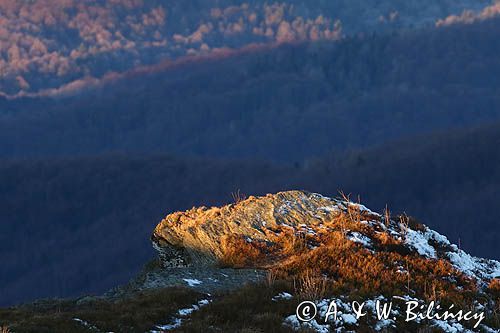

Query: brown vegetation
[489,279,500,307]
[217,203,478,306]
[0,287,201,333]
[220,235,270,268]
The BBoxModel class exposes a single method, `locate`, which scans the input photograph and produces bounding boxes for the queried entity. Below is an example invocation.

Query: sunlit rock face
[152,190,500,284]
[0,0,491,96]
[152,190,373,266]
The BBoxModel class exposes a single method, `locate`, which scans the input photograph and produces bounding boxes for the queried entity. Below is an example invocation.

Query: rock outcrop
[151,190,500,331]
[152,190,376,266]
[152,190,500,283]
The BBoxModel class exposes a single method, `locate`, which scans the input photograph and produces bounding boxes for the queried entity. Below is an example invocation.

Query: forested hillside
[0,0,492,95]
[2,120,500,306]
[2,18,500,161]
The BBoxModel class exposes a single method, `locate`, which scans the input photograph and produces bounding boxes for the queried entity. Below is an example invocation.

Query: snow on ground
[448,250,500,281]
[432,319,474,333]
[272,292,293,301]
[319,205,342,214]
[151,318,182,332]
[346,231,372,248]
[73,318,102,331]
[150,299,211,333]
[285,315,331,333]
[400,224,500,283]
[404,229,437,258]
[183,278,202,287]
[403,224,500,282]
[346,202,381,216]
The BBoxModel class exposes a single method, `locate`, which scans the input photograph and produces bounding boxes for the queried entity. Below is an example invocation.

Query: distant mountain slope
[3,18,500,160]
[2,120,500,306]
[0,0,493,95]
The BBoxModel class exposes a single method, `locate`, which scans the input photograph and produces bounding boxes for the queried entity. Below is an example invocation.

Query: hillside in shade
[2,119,500,307]
[1,191,499,332]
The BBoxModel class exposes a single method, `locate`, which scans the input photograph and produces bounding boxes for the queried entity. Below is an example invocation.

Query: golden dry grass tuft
[294,269,327,300]
[220,235,271,268]
[489,278,500,305]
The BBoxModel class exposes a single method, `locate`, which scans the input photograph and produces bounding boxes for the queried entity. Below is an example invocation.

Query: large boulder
[151,190,378,267]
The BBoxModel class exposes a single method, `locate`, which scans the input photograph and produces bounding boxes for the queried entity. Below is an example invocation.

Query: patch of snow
[73,318,100,331]
[340,313,357,325]
[432,319,473,333]
[404,229,436,258]
[392,295,419,302]
[183,278,202,287]
[374,318,395,331]
[448,250,500,281]
[178,307,196,316]
[285,315,330,333]
[277,201,296,215]
[347,202,380,216]
[198,299,210,306]
[151,299,211,332]
[347,231,372,248]
[319,206,341,214]
[426,229,451,246]
[153,318,182,332]
[396,266,407,274]
[272,292,293,301]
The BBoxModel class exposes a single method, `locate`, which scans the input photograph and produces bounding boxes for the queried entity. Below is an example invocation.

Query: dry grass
[170,282,296,333]
[485,280,500,330]
[278,242,476,305]
[265,269,278,288]
[218,201,478,305]
[489,279,500,296]
[220,235,270,268]
[294,269,327,300]
[231,189,248,204]
[1,326,11,333]
[279,229,308,255]
[0,287,201,333]
[489,278,500,311]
